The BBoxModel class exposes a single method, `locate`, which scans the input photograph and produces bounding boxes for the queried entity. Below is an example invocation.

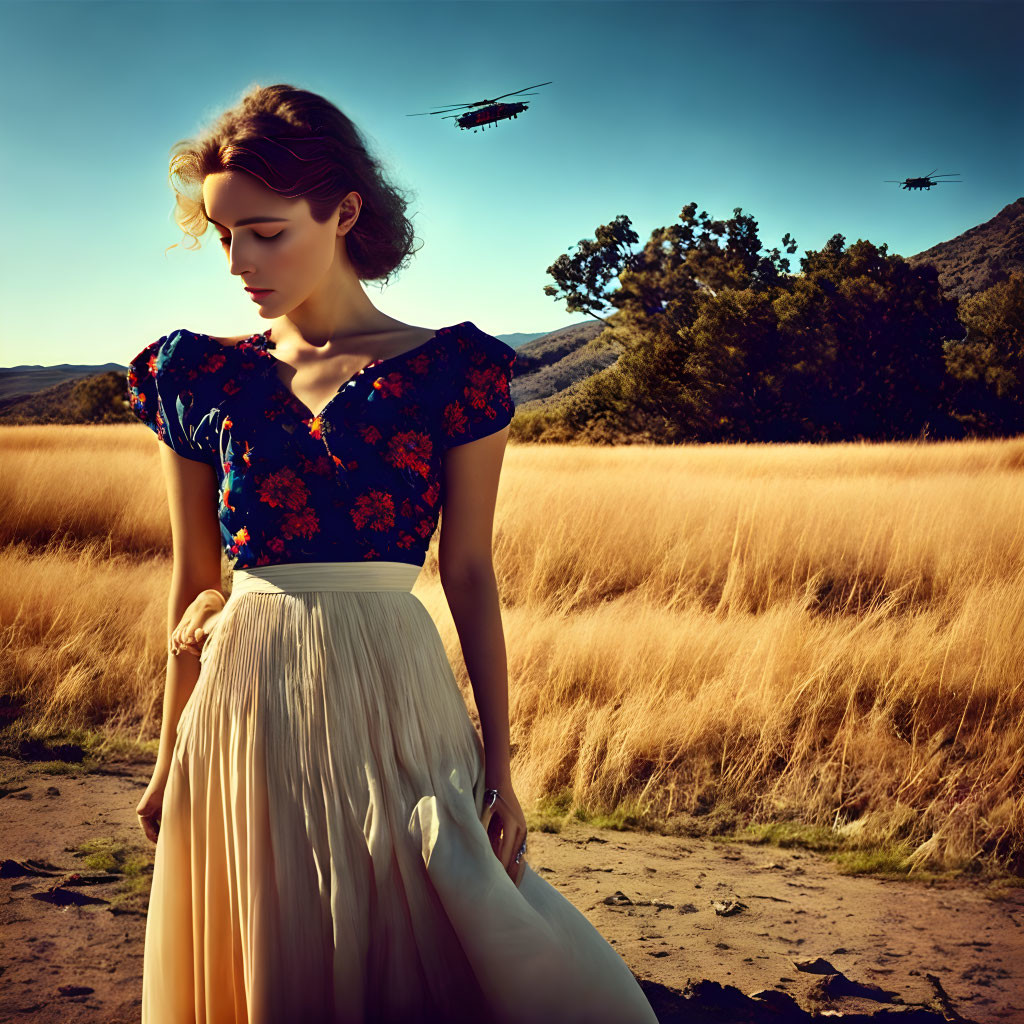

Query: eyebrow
[208,215,290,228]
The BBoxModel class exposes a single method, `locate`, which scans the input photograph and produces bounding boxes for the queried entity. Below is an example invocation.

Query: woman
[129,83,659,1024]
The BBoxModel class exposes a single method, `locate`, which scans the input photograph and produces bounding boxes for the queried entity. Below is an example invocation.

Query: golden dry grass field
[3,424,1024,884]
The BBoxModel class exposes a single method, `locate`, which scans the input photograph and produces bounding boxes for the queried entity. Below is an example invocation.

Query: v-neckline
[249,323,463,422]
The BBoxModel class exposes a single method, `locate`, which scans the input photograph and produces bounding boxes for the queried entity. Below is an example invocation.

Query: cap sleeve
[125,329,214,463]
[442,326,517,449]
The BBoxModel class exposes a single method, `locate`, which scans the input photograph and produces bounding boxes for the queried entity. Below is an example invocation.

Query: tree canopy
[543,204,1021,443]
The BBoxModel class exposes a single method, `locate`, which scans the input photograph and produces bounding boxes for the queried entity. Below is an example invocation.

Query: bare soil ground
[1,753,1021,1023]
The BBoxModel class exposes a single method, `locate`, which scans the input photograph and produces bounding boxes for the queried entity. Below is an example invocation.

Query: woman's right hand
[136,771,168,844]
[170,588,226,658]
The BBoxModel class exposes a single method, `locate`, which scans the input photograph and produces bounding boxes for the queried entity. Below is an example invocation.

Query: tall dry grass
[3,424,1023,875]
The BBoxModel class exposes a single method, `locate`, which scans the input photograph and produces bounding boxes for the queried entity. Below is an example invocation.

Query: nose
[225,240,256,277]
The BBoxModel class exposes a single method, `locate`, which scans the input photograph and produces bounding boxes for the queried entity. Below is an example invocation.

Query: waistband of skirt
[230,560,422,595]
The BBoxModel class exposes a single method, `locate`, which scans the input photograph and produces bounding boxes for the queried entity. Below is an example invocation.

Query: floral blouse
[125,321,516,569]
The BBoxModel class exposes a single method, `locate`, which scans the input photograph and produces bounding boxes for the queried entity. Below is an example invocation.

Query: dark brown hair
[166,83,421,286]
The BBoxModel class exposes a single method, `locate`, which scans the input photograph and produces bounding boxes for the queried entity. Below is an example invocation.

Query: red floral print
[258,467,310,511]
[385,430,433,478]
[125,322,515,569]
[280,507,320,541]
[350,489,396,532]
[358,424,384,445]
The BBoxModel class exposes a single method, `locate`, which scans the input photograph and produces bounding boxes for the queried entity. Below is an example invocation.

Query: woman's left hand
[170,588,226,658]
[482,777,528,887]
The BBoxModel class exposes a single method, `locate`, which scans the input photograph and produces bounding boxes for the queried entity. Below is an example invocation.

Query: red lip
[245,287,272,293]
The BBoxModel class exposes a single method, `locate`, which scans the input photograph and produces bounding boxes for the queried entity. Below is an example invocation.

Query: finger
[499,823,521,874]
[485,812,503,856]
[497,816,516,870]
[485,810,505,863]
[513,855,526,887]
[172,625,202,656]
[173,621,198,643]
[509,846,522,885]
[514,829,527,877]
[507,828,527,880]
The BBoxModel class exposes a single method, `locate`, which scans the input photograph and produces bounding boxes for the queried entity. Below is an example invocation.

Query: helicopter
[406,81,552,132]
[884,169,962,191]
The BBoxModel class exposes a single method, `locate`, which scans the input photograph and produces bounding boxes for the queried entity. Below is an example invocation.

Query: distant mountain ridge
[503,320,612,408]
[0,363,127,404]
[3,192,1020,418]
[906,196,1024,300]
[0,324,599,418]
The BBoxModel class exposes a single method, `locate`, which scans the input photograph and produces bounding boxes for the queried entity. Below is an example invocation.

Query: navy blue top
[125,321,516,569]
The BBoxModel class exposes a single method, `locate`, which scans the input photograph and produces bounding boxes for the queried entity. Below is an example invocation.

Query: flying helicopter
[406,81,552,132]
[884,169,963,191]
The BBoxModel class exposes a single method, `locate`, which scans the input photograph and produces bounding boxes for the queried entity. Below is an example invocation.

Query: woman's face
[202,170,360,315]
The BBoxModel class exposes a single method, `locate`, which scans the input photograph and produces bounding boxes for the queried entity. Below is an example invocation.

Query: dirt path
[1,753,1021,1023]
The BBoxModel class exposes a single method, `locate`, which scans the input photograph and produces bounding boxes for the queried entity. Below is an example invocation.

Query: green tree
[544,204,798,328]
[944,271,1024,435]
[74,371,136,423]
[770,235,963,441]
[554,205,800,442]
[551,209,967,442]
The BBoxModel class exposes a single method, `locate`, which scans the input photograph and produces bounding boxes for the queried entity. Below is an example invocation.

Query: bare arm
[151,443,224,779]
[438,424,513,784]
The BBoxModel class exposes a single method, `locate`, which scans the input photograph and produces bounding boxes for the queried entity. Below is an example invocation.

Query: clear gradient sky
[1,0,1020,368]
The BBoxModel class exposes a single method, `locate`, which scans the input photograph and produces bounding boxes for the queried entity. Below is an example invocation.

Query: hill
[506,320,612,409]
[0,325,602,423]
[905,196,1024,300]
[6,189,1023,422]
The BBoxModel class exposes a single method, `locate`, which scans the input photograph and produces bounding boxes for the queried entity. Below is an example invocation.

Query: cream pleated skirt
[142,561,659,1024]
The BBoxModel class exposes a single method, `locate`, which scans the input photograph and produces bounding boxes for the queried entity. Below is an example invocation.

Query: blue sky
[1,0,1020,368]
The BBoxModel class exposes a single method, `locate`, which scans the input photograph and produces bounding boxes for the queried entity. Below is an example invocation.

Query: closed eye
[218,232,283,245]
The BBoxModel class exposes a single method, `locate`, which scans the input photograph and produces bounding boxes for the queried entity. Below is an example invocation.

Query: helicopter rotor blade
[408,82,552,116]
[406,81,552,119]
[486,81,553,102]
[429,104,485,114]
[414,100,495,115]
[405,105,478,116]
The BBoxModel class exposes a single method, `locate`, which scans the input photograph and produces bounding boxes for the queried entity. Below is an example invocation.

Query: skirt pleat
[141,561,659,1024]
